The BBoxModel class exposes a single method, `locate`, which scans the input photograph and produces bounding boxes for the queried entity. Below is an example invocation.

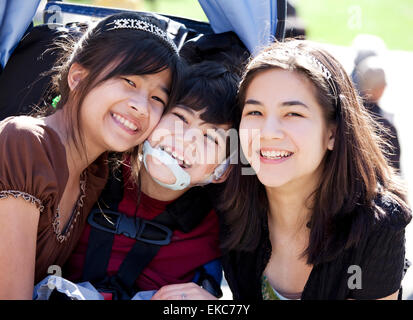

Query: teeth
[112,113,138,131]
[261,150,292,159]
[159,145,192,168]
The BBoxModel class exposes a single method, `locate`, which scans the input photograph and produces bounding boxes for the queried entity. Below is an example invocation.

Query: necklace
[52,171,87,243]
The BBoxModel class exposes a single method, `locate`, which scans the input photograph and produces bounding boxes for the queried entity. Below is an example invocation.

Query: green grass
[65,0,207,21]
[295,0,413,51]
[143,0,207,21]
[62,0,413,51]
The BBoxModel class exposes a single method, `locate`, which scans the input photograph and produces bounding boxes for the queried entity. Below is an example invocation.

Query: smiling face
[144,105,230,186]
[78,68,171,154]
[239,68,335,191]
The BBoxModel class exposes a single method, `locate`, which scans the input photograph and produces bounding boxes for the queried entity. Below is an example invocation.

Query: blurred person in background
[351,34,387,93]
[356,55,401,171]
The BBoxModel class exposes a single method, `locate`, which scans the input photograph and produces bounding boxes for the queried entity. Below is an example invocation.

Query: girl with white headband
[219,39,411,300]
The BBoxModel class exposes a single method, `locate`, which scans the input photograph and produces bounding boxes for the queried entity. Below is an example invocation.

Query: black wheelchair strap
[81,163,124,283]
[82,206,178,297]
[81,174,213,299]
[82,227,115,283]
[113,233,168,297]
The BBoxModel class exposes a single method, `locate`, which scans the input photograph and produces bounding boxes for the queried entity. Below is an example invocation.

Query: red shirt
[65,166,221,291]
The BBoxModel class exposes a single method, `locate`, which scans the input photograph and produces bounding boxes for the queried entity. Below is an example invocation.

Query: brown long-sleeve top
[0,116,108,283]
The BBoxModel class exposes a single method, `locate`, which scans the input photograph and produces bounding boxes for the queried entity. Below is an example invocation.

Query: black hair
[176,60,241,127]
[50,12,183,160]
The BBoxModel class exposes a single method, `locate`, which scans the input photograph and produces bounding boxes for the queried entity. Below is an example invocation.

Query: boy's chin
[148,168,177,186]
[146,158,176,185]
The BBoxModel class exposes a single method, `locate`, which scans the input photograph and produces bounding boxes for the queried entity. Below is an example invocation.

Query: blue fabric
[192,258,223,284]
[198,0,278,55]
[0,0,41,68]
[203,259,223,284]
[33,275,157,300]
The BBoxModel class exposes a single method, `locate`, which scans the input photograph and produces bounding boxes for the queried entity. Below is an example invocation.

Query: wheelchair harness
[81,169,222,300]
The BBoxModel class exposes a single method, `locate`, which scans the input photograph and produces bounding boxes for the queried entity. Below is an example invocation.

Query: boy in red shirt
[62,59,241,300]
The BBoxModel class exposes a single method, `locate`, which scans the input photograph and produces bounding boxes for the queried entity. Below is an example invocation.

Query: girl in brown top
[0,12,182,299]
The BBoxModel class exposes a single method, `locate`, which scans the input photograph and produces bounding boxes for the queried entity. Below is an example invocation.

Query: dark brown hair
[128,52,243,183]
[220,39,410,264]
[127,58,242,219]
[49,12,182,163]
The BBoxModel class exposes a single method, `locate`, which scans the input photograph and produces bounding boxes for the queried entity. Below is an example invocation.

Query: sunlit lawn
[66,0,207,21]
[64,0,413,51]
[295,0,413,51]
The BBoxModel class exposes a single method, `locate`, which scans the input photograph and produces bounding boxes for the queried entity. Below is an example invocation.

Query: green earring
[51,95,61,108]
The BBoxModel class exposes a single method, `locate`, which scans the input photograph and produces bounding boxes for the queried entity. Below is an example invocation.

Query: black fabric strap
[81,164,123,283]
[111,205,178,294]
[110,188,213,296]
[81,228,115,282]
[82,206,177,298]
[112,242,162,295]
[82,174,214,299]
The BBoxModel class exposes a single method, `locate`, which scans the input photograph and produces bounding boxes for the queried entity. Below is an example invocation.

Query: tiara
[107,18,179,55]
[271,48,332,80]
[272,48,339,104]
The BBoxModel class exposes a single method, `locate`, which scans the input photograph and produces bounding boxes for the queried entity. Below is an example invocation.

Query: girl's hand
[151,282,218,300]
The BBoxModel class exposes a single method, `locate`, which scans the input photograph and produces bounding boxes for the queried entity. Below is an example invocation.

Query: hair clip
[297,52,339,106]
[277,48,338,105]
[274,48,332,80]
[107,18,179,55]
[51,95,61,108]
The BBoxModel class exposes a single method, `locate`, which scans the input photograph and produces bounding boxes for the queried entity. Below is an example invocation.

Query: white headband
[264,47,339,104]
[107,18,179,55]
